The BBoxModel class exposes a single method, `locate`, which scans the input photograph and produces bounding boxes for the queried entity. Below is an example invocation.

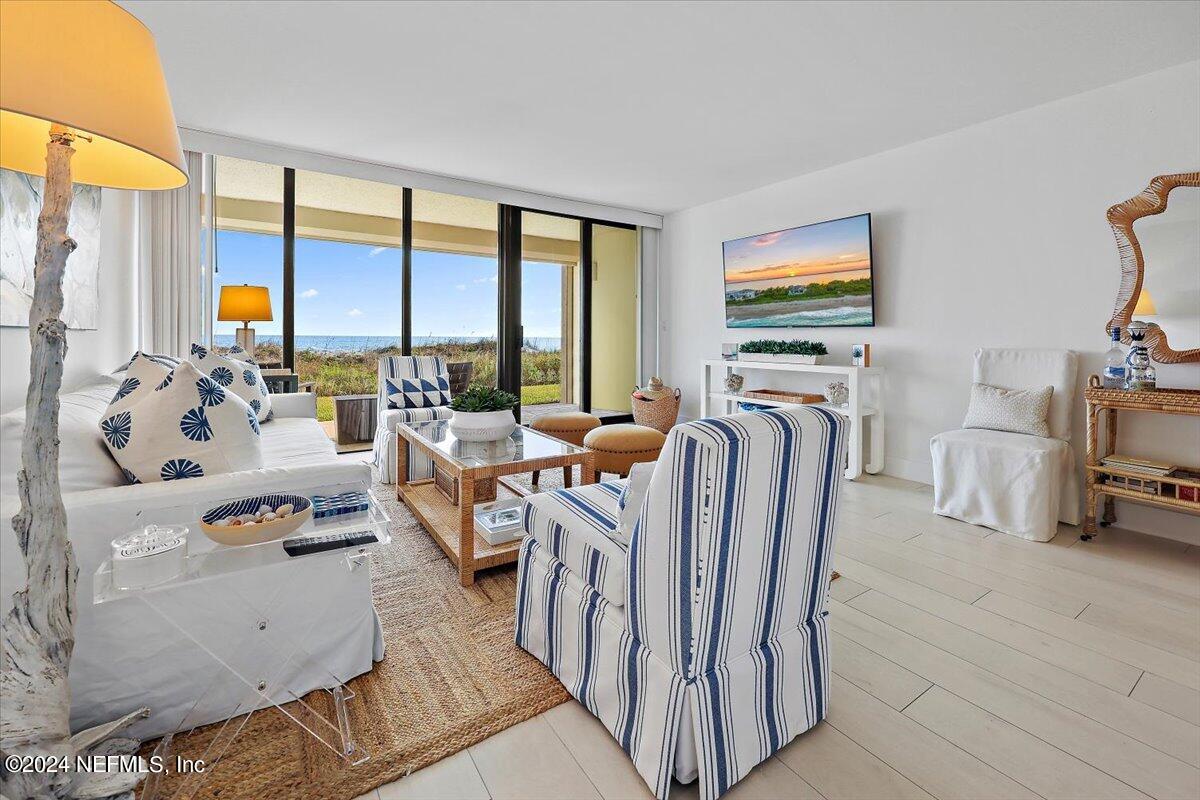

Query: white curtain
[137,149,204,357]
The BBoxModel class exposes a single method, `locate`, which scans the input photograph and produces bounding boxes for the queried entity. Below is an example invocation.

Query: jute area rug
[143,475,570,800]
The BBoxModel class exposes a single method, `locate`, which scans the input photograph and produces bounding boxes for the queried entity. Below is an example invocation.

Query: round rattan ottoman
[530,411,602,486]
[583,423,667,482]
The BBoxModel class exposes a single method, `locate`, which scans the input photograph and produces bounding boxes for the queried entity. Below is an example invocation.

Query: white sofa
[0,373,383,740]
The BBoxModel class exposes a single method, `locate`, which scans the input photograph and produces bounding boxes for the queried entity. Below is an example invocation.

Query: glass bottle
[1102,326,1126,389]
[1123,321,1156,391]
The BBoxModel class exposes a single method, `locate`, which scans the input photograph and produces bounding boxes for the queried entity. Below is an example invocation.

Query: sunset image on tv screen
[723,213,873,328]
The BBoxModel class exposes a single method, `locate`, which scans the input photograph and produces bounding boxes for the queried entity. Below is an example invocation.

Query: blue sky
[723,214,871,287]
[213,231,564,339]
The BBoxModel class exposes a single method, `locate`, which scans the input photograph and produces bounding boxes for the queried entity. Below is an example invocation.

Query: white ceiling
[123,0,1200,214]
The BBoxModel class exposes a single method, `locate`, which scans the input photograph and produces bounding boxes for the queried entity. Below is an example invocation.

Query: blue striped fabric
[515,406,847,800]
[371,356,451,483]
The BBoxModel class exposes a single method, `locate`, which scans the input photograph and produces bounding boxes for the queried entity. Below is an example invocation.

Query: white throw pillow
[99,361,263,484]
[188,343,272,422]
[962,382,1053,438]
[615,461,656,545]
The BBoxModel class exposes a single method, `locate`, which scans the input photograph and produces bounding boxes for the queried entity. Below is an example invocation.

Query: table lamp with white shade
[1134,289,1158,317]
[0,1,185,795]
[218,284,274,356]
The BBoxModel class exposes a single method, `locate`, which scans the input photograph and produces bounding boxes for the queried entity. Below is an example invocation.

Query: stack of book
[1100,454,1176,477]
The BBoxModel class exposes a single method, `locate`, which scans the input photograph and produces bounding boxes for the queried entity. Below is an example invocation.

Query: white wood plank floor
[357,475,1200,800]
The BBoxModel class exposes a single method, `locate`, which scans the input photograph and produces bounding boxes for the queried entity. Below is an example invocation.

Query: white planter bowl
[450,409,517,442]
[737,353,824,365]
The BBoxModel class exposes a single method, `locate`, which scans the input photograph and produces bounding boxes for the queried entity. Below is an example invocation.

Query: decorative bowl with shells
[199,493,313,546]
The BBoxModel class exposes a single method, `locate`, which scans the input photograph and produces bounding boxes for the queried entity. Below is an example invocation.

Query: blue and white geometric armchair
[372,355,454,483]
[515,406,847,799]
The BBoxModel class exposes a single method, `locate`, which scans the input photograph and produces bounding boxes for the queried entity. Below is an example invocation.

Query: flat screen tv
[723,213,874,328]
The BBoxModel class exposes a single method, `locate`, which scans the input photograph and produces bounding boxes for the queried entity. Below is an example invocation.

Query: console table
[1083,377,1200,539]
[700,359,885,480]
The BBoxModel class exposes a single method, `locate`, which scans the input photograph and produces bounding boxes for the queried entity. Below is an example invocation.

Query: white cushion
[260,417,337,469]
[973,349,1077,441]
[615,461,655,545]
[962,382,1052,438]
[99,361,263,484]
[188,343,272,422]
[1,375,129,495]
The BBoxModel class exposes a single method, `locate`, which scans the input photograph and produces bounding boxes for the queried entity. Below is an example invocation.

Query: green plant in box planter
[738,339,828,364]
[449,386,521,441]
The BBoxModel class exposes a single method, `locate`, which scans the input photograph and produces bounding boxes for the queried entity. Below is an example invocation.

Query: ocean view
[214,334,562,352]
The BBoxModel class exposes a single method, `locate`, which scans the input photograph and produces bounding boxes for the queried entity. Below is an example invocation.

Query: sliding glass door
[210,155,640,428]
[520,211,581,420]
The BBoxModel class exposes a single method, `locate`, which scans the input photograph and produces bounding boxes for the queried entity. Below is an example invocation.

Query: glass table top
[403,420,586,468]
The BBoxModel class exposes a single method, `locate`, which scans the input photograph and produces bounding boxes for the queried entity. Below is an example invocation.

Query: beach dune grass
[247,341,563,423]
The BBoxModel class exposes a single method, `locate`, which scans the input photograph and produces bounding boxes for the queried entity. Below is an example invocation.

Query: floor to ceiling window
[410,188,498,390]
[212,156,284,361]
[293,169,404,422]
[520,211,580,419]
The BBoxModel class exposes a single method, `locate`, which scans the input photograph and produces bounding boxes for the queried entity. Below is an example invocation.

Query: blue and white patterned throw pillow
[188,343,272,422]
[98,361,263,484]
[385,374,451,409]
[107,353,172,415]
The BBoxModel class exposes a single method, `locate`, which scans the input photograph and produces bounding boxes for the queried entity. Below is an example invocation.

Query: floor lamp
[0,2,186,797]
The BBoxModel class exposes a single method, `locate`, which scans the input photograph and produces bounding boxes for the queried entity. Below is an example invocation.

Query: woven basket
[632,388,681,434]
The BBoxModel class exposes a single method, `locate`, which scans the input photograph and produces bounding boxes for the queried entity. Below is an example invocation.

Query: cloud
[455,284,467,291]
[752,231,784,247]
[346,308,363,317]
[299,288,319,298]
[474,273,499,285]
[368,247,387,257]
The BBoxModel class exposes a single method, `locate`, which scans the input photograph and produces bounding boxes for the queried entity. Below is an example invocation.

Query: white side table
[700,359,885,480]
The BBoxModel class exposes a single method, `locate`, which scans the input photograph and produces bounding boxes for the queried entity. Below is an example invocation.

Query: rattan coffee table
[396,420,595,585]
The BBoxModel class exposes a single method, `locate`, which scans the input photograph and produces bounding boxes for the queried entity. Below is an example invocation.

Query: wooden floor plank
[975,591,1200,692]
[1078,601,1200,662]
[833,532,989,603]
[848,589,1200,766]
[1131,672,1200,727]
[825,675,1038,799]
[832,554,1143,693]
[838,526,1088,618]
[775,722,934,800]
[909,531,1200,622]
[830,631,931,711]
[830,599,1200,799]
[905,687,1150,800]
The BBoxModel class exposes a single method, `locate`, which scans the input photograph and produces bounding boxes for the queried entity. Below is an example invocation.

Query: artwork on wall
[723,213,873,328]
[0,167,102,329]
[852,343,871,366]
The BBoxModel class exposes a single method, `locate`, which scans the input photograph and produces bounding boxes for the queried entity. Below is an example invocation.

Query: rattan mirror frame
[1105,171,1200,364]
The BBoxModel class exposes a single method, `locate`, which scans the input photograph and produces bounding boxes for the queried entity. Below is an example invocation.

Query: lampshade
[1133,289,1158,316]
[218,285,274,323]
[0,0,187,190]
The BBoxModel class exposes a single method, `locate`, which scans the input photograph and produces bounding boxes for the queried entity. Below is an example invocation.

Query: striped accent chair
[372,355,453,483]
[515,406,847,800]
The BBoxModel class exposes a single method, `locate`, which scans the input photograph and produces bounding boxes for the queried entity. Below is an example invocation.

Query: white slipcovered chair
[930,348,1081,542]
[515,406,848,800]
[371,356,454,483]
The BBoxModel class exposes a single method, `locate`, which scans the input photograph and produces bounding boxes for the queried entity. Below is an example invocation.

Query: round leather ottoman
[530,411,602,486]
[584,423,667,482]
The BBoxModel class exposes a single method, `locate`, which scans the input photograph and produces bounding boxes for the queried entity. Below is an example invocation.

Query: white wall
[1,189,139,413]
[660,62,1200,543]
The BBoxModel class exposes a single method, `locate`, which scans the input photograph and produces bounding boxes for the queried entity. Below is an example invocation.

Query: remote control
[282,530,379,557]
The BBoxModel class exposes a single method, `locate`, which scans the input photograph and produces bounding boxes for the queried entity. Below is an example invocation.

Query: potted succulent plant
[448,385,521,441]
[738,339,828,365]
